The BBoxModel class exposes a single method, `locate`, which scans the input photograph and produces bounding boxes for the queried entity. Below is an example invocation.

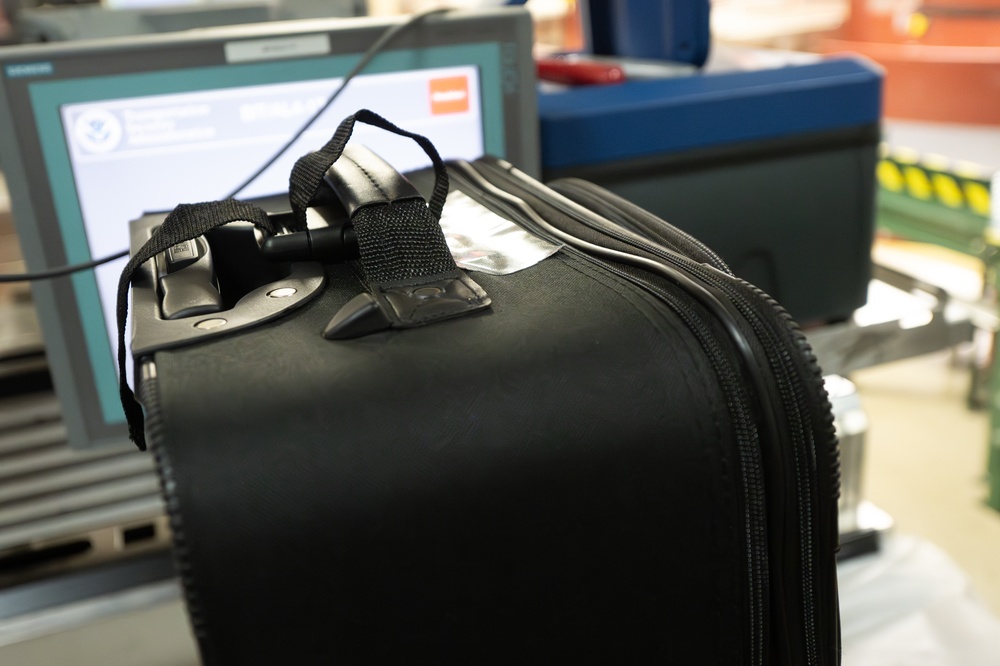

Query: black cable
[0,8,448,283]
[222,7,449,200]
[0,248,129,283]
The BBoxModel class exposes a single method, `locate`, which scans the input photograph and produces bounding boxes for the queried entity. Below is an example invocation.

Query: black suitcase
[118,111,840,665]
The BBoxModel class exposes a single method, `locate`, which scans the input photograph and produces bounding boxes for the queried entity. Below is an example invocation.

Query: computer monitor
[0,8,539,448]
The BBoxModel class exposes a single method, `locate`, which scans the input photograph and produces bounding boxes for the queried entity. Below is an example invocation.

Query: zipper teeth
[540,181,827,665]
[451,168,768,666]
[140,370,210,644]
[739,279,841,658]
[690,275,819,664]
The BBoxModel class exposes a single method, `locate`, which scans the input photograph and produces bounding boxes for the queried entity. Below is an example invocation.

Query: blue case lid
[538,55,883,169]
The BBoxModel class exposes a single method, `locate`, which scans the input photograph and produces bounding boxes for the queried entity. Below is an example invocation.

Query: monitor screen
[0,8,539,448]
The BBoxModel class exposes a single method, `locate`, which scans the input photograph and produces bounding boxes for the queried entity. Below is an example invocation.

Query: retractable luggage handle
[117,110,490,450]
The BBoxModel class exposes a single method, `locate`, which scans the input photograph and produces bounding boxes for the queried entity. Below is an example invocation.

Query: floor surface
[851,350,1000,615]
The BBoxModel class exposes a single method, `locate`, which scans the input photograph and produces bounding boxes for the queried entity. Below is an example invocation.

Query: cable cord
[0,8,448,283]
[0,249,129,283]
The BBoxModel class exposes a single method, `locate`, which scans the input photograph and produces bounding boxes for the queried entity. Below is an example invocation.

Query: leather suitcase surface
[119,111,841,665]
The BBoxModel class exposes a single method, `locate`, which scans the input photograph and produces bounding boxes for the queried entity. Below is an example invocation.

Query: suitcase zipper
[136,367,211,647]
[449,162,770,666]
[543,177,838,665]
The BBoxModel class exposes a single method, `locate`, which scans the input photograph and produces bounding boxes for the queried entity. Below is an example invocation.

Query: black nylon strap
[288,109,449,229]
[351,199,458,285]
[117,199,276,450]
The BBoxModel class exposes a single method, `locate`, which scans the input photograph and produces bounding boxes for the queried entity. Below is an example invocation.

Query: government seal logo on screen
[74,109,123,154]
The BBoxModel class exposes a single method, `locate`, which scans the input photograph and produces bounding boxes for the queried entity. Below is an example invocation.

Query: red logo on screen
[429,76,470,115]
